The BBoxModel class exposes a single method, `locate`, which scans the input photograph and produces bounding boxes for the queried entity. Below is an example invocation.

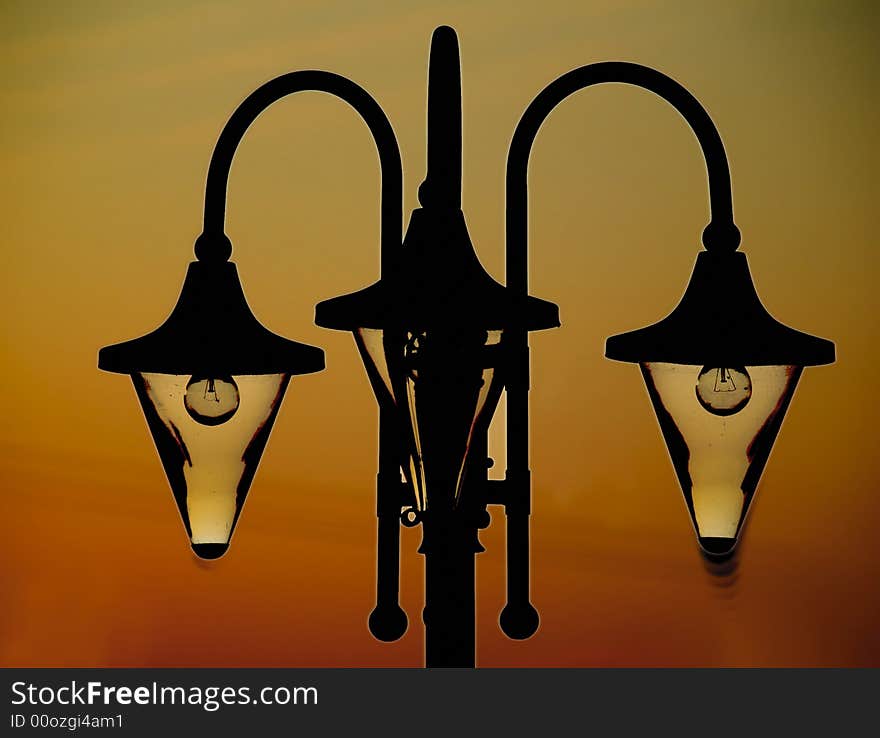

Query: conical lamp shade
[641,362,801,557]
[317,207,556,511]
[354,327,504,511]
[132,372,290,559]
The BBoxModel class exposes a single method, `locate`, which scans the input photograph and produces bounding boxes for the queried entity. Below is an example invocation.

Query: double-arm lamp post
[99,26,834,668]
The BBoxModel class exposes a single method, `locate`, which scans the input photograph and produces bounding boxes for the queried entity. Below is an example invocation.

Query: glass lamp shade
[641,362,800,556]
[132,372,290,558]
[316,207,559,511]
[355,327,504,511]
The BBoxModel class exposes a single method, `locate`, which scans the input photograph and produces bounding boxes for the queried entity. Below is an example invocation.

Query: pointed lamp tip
[698,536,737,562]
[191,542,230,560]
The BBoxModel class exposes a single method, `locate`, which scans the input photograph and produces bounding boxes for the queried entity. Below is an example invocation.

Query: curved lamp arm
[507,61,740,294]
[193,70,407,641]
[499,62,740,640]
[194,70,403,276]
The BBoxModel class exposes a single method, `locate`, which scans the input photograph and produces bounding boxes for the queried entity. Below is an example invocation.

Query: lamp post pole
[414,26,483,669]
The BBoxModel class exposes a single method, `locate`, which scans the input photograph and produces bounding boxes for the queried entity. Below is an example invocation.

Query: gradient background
[2,0,877,667]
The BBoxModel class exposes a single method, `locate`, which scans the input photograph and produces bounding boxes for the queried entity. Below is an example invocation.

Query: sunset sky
[2,0,878,666]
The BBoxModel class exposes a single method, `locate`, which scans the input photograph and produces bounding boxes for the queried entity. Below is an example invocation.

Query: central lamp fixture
[98,26,834,667]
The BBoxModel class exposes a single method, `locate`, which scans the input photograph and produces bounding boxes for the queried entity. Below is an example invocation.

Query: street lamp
[605,252,833,560]
[99,70,398,559]
[505,61,835,564]
[99,25,834,667]
[97,258,325,560]
[315,28,558,665]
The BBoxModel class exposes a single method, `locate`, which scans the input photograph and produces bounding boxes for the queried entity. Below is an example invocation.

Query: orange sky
[2,0,878,666]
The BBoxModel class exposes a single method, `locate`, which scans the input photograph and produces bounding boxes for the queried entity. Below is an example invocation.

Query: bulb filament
[204,378,221,403]
[714,367,736,393]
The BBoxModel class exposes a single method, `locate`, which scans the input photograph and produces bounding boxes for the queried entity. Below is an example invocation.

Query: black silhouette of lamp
[605,251,834,559]
[99,25,835,667]
[98,70,401,560]
[98,262,324,560]
[505,62,835,565]
[316,28,558,666]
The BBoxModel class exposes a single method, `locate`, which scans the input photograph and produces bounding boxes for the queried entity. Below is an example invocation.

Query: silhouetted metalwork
[505,60,833,563]
[98,72,399,562]
[317,26,558,666]
[99,24,835,668]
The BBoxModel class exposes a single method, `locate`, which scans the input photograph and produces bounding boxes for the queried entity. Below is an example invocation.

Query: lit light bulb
[695,366,751,416]
[184,375,240,425]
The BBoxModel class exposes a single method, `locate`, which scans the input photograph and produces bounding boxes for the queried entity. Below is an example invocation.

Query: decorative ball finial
[499,602,540,640]
[701,221,741,252]
[194,231,233,263]
[369,603,409,642]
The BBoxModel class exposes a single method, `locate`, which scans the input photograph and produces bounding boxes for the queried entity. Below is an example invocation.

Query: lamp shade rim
[98,261,325,375]
[315,208,560,332]
[604,251,835,367]
[315,284,560,332]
